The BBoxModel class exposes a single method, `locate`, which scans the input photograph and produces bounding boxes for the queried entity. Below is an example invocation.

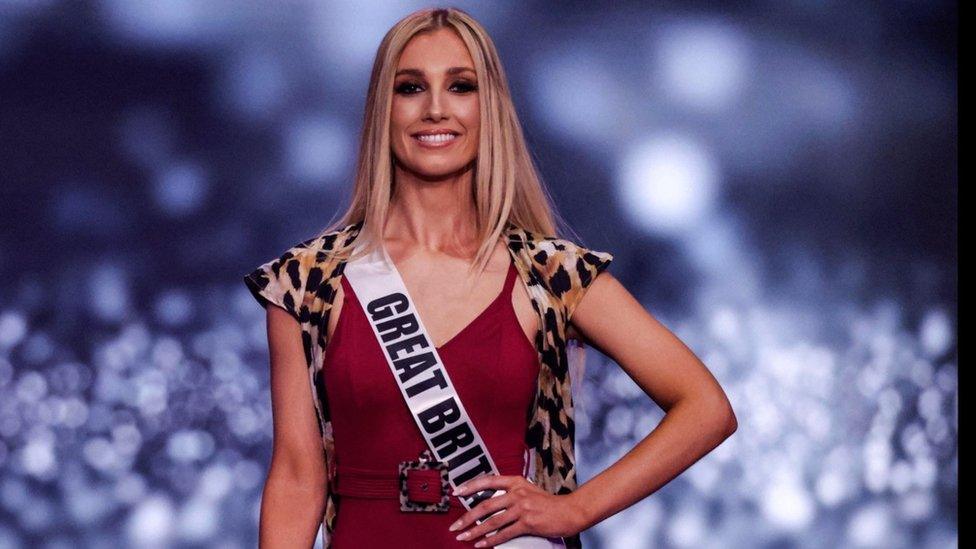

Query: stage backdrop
[0,1,956,548]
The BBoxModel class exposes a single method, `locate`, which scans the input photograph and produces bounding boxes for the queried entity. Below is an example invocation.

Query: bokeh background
[0,1,957,548]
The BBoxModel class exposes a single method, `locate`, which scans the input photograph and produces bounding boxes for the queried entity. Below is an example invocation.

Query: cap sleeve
[562,244,614,322]
[243,243,315,323]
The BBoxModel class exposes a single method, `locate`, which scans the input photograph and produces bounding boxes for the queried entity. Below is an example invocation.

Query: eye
[393,80,479,95]
[451,80,478,93]
[395,82,423,95]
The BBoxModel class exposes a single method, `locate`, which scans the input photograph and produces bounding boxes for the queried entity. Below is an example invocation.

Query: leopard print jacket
[243,220,613,549]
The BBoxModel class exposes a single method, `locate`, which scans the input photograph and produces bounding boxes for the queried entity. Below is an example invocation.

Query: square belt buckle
[398,448,450,512]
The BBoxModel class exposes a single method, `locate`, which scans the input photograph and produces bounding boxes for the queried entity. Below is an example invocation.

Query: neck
[385,163,479,253]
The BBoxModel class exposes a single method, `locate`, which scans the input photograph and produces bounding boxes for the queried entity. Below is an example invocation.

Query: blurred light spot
[83,437,120,472]
[115,473,148,504]
[619,133,718,235]
[65,485,114,525]
[919,308,953,358]
[0,527,19,548]
[134,371,169,416]
[16,371,47,402]
[61,398,89,429]
[910,357,934,388]
[604,406,634,439]
[816,469,850,507]
[898,490,935,522]
[308,0,431,89]
[283,115,352,187]
[19,429,56,481]
[233,460,264,490]
[530,48,629,148]
[0,312,27,350]
[221,47,287,121]
[666,503,705,547]
[889,460,913,493]
[917,388,942,421]
[877,387,902,418]
[935,363,956,393]
[112,424,143,457]
[708,306,741,344]
[167,430,215,463]
[88,263,130,323]
[229,406,261,438]
[788,54,857,131]
[912,457,937,490]
[48,361,92,395]
[126,494,175,547]
[198,465,233,500]
[847,503,891,546]
[154,290,195,327]
[19,495,53,531]
[99,0,231,48]
[863,437,892,493]
[180,496,218,541]
[153,160,209,216]
[654,19,750,111]
[762,478,816,530]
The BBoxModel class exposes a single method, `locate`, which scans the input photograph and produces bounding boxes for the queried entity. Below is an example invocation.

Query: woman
[244,7,737,549]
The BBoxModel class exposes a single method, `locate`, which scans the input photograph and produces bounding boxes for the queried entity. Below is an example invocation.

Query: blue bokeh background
[0,1,956,547]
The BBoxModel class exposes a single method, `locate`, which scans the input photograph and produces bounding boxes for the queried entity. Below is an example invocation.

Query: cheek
[461,99,480,130]
[389,101,418,133]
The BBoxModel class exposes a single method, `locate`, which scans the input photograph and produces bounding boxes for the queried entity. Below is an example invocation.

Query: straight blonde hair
[316,7,577,274]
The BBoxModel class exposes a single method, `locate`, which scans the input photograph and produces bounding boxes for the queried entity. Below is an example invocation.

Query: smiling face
[390,28,480,180]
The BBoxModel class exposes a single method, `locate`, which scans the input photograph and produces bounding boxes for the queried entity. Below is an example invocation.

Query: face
[390,28,480,180]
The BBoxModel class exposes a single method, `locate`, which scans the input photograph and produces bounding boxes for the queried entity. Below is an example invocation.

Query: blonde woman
[244,7,736,549]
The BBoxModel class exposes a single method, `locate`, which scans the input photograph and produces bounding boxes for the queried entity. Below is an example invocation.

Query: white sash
[343,233,566,548]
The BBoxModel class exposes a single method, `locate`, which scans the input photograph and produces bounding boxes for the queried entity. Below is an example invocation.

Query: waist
[331,452,528,508]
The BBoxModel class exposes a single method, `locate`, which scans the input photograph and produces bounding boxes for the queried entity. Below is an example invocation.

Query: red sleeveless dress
[323,257,540,548]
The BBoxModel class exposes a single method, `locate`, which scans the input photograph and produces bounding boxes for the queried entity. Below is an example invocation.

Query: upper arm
[569,262,735,424]
[265,306,327,483]
[243,243,327,483]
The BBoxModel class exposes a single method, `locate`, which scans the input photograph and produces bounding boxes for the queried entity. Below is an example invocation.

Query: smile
[412,133,459,149]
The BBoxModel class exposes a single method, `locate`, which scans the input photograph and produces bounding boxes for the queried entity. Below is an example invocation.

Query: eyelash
[394,80,478,95]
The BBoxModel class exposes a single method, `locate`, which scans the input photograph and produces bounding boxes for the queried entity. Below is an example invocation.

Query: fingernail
[449,520,461,532]
[475,542,485,548]
[456,531,470,541]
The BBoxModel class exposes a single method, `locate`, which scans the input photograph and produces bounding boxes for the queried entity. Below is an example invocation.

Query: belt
[330,452,528,512]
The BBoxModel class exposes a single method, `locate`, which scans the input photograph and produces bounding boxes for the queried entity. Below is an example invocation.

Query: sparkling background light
[0,1,956,548]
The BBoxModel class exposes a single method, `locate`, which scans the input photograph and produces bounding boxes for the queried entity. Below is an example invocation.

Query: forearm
[259,468,328,548]
[567,396,736,532]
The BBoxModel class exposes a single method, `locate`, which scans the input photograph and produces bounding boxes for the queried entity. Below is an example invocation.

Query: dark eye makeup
[394,80,478,95]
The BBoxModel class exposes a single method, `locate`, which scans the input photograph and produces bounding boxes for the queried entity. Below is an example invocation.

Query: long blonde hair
[316,7,577,273]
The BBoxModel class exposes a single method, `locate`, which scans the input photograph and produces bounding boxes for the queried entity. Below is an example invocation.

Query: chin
[403,159,475,179]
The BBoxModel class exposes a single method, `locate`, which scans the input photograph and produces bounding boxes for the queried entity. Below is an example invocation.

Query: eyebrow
[394,66,476,77]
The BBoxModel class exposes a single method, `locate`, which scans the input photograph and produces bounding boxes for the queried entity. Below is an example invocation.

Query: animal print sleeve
[562,244,614,323]
[243,241,316,323]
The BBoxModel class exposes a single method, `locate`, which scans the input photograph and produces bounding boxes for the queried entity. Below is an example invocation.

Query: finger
[456,505,519,544]
[454,474,517,496]
[449,491,513,534]
[474,520,525,548]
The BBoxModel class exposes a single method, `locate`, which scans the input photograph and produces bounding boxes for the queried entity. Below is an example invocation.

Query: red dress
[323,258,540,548]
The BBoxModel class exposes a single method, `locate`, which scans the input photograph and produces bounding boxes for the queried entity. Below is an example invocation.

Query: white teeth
[415,133,457,143]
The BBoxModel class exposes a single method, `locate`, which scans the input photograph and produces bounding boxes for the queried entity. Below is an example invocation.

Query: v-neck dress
[322,258,540,548]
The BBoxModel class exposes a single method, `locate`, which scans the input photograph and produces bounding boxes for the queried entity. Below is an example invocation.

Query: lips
[411,129,460,137]
[412,132,460,149]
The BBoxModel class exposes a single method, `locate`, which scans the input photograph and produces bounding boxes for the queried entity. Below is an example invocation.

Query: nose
[424,88,447,122]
